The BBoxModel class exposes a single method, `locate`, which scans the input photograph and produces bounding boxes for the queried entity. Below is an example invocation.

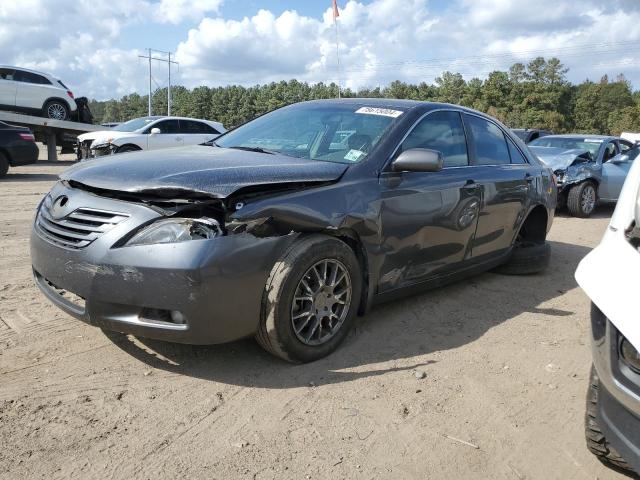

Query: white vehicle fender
[576,158,640,349]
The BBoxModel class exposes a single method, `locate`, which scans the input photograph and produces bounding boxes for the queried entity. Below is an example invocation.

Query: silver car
[529,134,637,217]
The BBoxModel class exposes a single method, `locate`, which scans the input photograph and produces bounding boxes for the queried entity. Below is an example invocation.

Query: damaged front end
[531,147,601,201]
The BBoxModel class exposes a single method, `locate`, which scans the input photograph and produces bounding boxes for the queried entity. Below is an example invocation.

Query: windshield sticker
[355,107,403,118]
[344,149,365,162]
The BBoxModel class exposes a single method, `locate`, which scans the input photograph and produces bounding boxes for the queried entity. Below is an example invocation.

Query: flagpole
[333,5,341,98]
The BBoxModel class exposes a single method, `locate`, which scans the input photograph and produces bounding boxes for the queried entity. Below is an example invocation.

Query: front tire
[256,235,362,363]
[585,366,633,474]
[43,100,69,121]
[495,240,550,275]
[567,181,597,217]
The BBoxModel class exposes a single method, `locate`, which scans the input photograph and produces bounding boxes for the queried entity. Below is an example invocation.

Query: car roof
[541,134,617,141]
[0,65,58,80]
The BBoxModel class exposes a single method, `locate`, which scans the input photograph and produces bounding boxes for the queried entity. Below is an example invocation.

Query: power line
[138,48,178,116]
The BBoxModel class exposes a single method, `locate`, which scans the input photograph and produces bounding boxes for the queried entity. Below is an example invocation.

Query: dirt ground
[0,156,629,480]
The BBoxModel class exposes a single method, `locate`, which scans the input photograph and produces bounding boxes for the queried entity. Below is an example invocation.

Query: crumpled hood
[60,145,349,198]
[529,147,590,171]
[77,130,113,144]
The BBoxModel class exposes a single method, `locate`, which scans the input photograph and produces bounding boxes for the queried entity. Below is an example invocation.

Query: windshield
[529,136,603,158]
[113,117,161,132]
[216,104,403,163]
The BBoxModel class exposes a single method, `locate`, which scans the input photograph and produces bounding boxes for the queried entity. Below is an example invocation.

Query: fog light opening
[170,310,186,325]
[620,337,640,374]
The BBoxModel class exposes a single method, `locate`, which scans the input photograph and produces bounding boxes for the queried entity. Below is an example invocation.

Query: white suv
[0,66,77,121]
[77,116,226,159]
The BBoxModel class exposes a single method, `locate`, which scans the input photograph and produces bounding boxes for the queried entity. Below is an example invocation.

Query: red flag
[332,0,340,21]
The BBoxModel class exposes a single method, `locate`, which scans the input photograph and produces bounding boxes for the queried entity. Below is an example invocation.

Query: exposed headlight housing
[125,217,222,246]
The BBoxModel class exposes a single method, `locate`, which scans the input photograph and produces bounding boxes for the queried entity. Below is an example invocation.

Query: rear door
[14,70,53,110]
[463,114,533,258]
[0,68,17,107]
[377,110,481,291]
[145,119,183,150]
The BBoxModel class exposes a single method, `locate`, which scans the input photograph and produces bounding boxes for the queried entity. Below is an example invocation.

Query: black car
[0,121,38,177]
[512,128,553,144]
[30,99,556,362]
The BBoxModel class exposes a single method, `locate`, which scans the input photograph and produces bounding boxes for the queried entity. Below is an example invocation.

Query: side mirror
[150,127,161,135]
[392,148,443,173]
[611,154,629,164]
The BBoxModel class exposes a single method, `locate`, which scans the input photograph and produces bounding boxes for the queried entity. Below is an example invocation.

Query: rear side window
[180,120,218,134]
[400,111,469,168]
[0,68,15,80]
[465,115,510,165]
[507,138,528,164]
[14,70,51,85]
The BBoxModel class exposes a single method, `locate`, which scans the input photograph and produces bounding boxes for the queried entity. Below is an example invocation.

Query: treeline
[89,57,640,134]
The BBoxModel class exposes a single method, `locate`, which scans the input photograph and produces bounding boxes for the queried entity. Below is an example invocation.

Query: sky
[1,0,640,100]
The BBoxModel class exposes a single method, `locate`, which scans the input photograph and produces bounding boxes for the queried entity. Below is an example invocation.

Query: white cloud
[1,0,640,100]
[153,0,223,24]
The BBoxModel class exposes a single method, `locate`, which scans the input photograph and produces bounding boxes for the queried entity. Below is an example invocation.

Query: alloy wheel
[47,103,66,120]
[581,185,596,214]
[290,259,352,346]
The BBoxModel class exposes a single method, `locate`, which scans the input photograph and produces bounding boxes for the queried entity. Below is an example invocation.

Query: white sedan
[77,116,226,159]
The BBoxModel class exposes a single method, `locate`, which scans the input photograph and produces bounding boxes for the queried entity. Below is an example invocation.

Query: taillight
[19,133,35,142]
[67,90,74,99]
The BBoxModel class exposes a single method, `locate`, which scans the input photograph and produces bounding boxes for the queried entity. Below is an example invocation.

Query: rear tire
[567,181,597,218]
[495,241,550,275]
[256,235,362,363]
[585,366,634,474]
[43,100,69,121]
[0,152,9,178]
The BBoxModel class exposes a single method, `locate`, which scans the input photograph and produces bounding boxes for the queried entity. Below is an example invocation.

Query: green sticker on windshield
[344,149,365,162]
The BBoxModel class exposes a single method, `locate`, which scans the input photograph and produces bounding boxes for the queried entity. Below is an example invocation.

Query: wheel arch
[517,204,549,243]
[115,143,143,153]
[42,96,72,112]
[0,147,13,165]
[316,228,371,316]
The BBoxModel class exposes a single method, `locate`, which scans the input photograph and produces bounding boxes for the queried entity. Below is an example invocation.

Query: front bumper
[591,308,640,473]
[30,184,297,344]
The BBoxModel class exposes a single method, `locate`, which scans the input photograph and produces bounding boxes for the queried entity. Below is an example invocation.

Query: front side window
[148,120,180,134]
[603,142,618,162]
[399,111,469,167]
[465,115,510,165]
[216,104,402,164]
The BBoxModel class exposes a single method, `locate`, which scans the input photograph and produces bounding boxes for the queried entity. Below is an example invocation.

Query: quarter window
[465,115,510,165]
[399,111,469,167]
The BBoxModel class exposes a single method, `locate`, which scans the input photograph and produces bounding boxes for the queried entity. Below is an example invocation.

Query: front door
[463,114,532,258]
[600,142,634,201]
[146,119,183,150]
[378,110,481,292]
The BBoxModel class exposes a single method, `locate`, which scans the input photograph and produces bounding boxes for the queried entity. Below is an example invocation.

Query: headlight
[125,218,222,246]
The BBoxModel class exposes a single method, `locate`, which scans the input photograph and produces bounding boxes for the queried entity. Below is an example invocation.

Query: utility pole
[138,48,179,116]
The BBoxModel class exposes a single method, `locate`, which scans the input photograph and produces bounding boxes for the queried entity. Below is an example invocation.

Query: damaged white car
[529,135,636,217]
[575,153,640,474]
